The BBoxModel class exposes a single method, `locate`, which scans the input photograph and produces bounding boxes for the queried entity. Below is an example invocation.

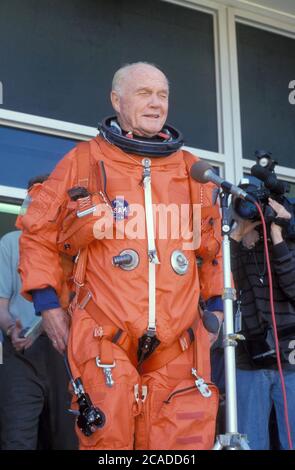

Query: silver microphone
[190,161,255,202]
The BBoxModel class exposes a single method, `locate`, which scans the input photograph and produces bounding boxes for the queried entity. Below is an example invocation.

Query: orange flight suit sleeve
[17,148,78,301]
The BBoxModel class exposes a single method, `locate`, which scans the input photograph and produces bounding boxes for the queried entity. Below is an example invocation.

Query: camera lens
[234,198,258,220]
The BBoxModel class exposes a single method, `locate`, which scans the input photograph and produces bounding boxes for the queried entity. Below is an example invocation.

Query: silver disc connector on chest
[112,249,140,271]
[171,250,189,275]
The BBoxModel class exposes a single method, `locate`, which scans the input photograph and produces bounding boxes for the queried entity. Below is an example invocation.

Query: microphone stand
[212,190,250,450]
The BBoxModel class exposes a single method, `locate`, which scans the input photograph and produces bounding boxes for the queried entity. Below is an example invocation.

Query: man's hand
[10,319,33,352]
[41,307,69,354]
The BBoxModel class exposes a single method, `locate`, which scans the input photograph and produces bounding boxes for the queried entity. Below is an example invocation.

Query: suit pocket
[148,379,219,450]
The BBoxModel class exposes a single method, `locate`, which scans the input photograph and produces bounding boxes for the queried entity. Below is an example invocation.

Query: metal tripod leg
[213,433,250,450]
[212,192,251,451]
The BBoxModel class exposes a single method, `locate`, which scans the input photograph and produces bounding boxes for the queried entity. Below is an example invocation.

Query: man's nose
[148,94,161,107]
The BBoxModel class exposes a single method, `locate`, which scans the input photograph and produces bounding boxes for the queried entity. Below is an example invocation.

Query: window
[0,0,218,151]
[237,23,295,168]
[0,126,78,189]
[0,202,20,238]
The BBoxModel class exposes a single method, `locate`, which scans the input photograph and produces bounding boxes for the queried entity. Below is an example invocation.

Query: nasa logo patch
[111,197,130,221]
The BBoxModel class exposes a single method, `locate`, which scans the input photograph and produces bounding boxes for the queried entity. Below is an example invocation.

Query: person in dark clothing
[230,197,295,450]
[0,176,77,450]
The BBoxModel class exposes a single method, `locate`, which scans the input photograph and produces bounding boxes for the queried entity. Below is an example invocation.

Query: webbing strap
[142,158,160,331]
[75,142,91,188]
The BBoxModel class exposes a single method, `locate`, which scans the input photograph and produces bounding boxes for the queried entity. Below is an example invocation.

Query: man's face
[111,66,169,138]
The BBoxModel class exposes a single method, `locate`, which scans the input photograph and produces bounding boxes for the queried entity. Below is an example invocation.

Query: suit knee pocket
[72,343,139,449]
[148,379,219,450]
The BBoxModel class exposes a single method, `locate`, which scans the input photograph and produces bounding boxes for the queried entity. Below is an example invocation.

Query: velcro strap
[97,161,107,196]
[140,322,197,375]
[75,142,90,188]
[98,337,114,366]
[73,247,88,287]
[83,296,138,367]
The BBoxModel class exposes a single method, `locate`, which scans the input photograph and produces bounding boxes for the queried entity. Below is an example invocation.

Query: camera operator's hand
[41,307,69,354]
[230,218,261,243]
[269,198,291,245]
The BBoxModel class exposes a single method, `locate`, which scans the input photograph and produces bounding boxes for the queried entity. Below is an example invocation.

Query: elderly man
[18,62,224,450]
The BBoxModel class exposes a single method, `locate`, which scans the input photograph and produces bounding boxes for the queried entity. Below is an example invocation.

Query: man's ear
[111,91,120,113]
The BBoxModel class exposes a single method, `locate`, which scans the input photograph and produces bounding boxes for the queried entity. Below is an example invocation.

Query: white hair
[112,62,169,95]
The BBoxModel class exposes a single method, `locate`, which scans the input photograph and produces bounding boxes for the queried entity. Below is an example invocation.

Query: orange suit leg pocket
[70,333,140,450]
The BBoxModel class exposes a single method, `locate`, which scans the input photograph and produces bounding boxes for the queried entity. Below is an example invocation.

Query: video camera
[234,150,295,237]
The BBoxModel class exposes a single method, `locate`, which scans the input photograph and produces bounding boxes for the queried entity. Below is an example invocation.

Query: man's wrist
[271,226,283,245]
[31,287,60,315]
[41,307,63,315]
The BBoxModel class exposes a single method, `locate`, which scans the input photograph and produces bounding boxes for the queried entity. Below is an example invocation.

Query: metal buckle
[77,206,96,218]
[95,357,116,388]
[95,358,116,369]
[134,384,148,404]
[78,291,92,309]
[191,368,212,398]
[141,385,148,403]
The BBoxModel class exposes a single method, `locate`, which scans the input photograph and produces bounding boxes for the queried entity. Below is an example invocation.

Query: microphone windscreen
[250,164,269,181]
[251,164,286,194]
[190,160,213,183]
[264,174,286,194]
